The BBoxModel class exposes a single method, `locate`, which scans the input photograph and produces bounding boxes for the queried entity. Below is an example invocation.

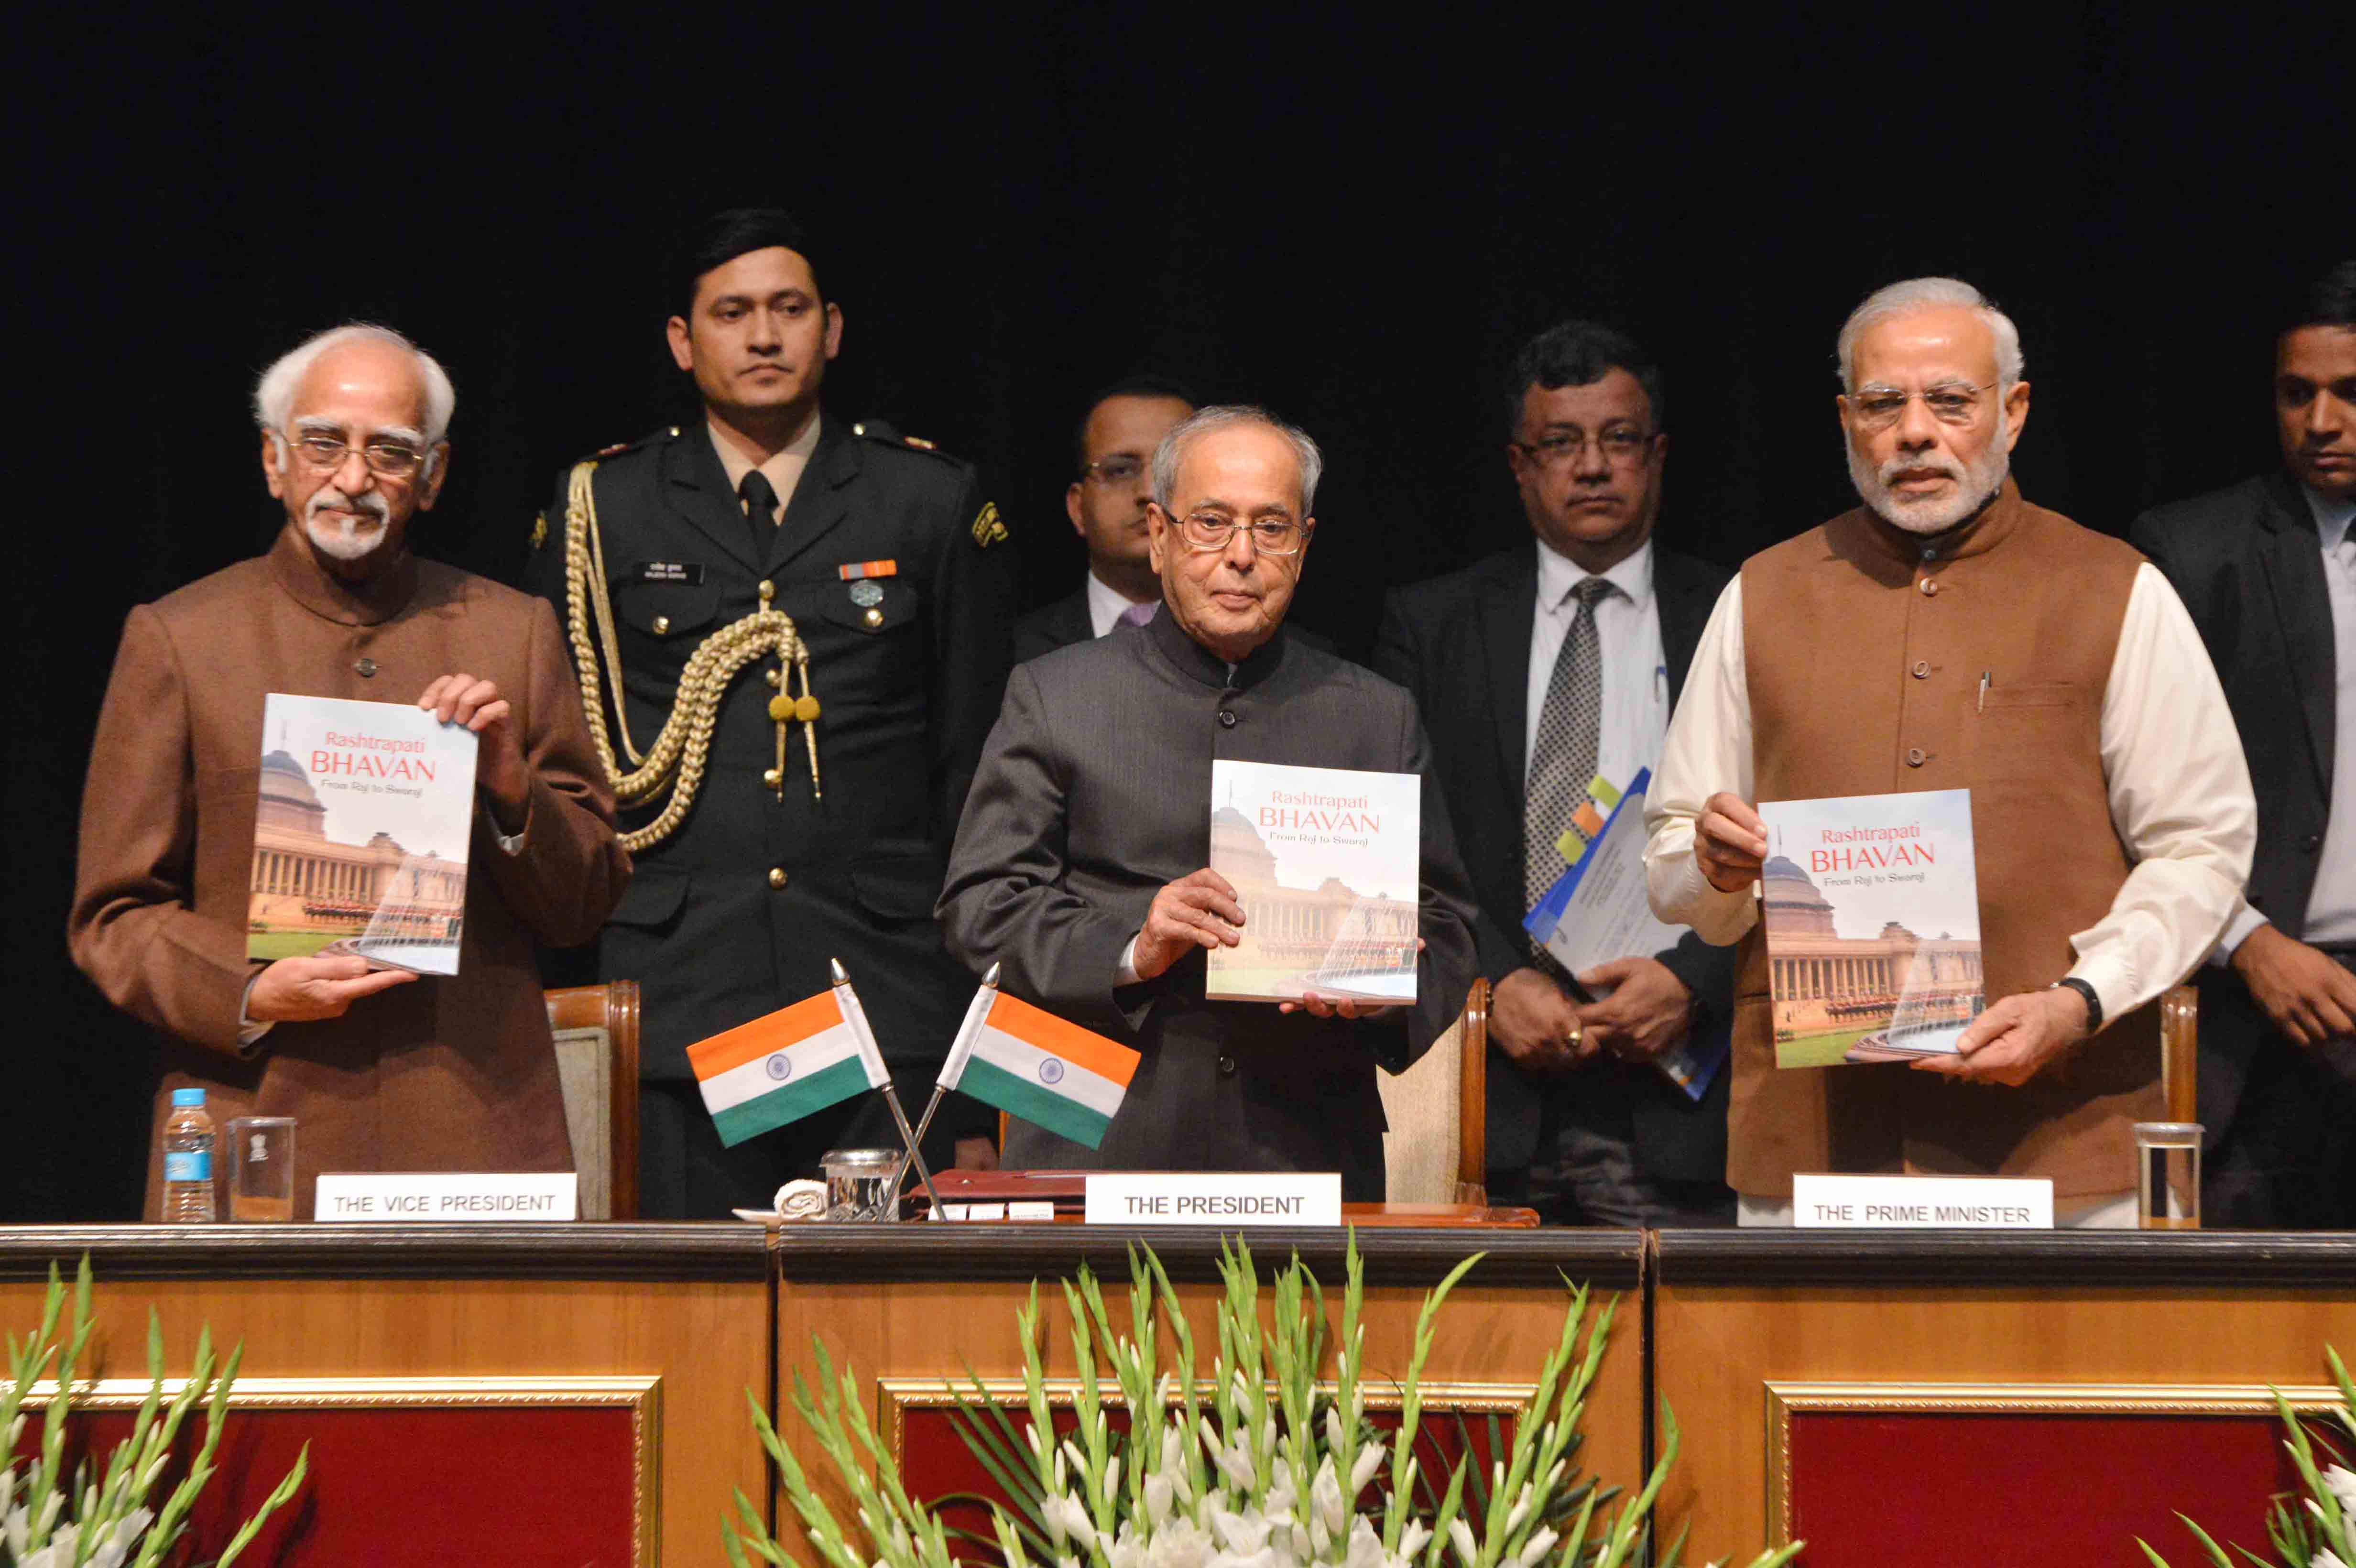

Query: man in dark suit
[941,406,1481,1200]
[1373,320,1734,1225]
[524,207,1017,1216]
[2129,261,2356,1228]
[1014,379,1195,663]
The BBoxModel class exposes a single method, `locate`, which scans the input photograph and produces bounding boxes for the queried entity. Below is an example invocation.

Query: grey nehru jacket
[938,607,1483,1200]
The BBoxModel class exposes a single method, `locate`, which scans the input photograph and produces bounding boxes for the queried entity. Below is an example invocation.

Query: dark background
[8,7,2345,1219]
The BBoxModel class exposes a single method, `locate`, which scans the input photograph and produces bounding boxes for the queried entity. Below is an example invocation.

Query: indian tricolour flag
[939,988,1139,1150]
[689,991,887,1148]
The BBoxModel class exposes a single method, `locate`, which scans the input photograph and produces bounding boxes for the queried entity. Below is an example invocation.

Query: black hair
[2282,261,2356,337]
[1507,320,1665,438]
[672,207,826,319]
[1071,374,1199,473]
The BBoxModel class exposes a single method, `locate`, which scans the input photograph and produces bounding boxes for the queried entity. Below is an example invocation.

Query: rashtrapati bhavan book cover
[247,694,479,977]
[1205,761,1420,1005]
[1757,788,1984,1067]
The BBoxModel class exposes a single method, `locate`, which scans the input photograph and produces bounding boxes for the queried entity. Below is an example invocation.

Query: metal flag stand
[828,957,949,1222]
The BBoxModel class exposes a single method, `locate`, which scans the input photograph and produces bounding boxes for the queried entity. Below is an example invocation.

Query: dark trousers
[2204,1029,2356,1230]
[1490,1062,1735,1229]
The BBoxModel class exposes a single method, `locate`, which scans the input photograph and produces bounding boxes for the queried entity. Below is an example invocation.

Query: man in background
[1014,378,1195,661]
[942,406,1481,1198]
[524,207,1015,1215]
[2131,260,2356,1226]
[1376,321,1734,1224]
[72,325,630,1219]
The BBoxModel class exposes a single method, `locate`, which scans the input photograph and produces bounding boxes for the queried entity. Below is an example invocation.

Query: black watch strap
[2051,977,2103,1033]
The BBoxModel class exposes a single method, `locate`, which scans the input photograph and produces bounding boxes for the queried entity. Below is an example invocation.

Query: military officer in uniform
[524,207,1017,1216]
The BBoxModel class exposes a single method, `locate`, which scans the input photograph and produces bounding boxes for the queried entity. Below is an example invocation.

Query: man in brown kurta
[70,325,631,1220]
[1644,278,2254,1222]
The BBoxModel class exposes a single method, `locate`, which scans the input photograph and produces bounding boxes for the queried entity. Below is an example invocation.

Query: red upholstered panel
[1788,1410,2304,1567]
[31,1405,640,1566]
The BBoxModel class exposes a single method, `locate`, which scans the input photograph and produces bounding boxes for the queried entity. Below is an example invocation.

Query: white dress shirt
[1086,570,1155,638]
[2220,487,2356,952]
[1524,538,1668,792]
[1644,563,2256,1029]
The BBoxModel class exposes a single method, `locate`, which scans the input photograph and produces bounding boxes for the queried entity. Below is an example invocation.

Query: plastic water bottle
[162,1088,217,1223]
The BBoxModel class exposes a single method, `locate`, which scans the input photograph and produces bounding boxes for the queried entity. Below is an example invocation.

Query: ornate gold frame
[18,1375,661,1565]
[878,1377,1538,1465]
[1763,1380,2347,1546]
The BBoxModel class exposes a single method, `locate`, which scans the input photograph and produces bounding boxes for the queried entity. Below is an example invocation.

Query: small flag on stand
[688,990,890,1148]
[938,988,1140,1150]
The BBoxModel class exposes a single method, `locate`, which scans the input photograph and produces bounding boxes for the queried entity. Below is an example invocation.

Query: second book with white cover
[1205,761,1421,1004]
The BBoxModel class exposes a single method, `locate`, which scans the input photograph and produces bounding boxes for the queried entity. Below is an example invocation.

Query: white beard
[304,487,393,562]
[1846,415,2012,535]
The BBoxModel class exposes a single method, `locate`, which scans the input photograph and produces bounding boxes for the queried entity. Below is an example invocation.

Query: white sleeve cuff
[237,972,274,1051]
[1116,936,1142,988]
[2211,903,2269,965]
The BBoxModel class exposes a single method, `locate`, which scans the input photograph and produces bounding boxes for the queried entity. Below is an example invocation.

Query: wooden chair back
[545,982,640,1220]
[1377,978,1489,1205]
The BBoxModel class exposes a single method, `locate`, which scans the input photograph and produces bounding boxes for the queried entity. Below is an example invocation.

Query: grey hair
[1150,405,1323,517]
[1835,277,2025,393]
[253,324,457,447]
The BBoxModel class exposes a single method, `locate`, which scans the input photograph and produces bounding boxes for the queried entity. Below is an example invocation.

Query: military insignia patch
[971,501,1009,549]
[530,512,547,550]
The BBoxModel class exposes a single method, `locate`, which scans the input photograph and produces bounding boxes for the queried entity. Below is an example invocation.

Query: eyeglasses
[1083,454,1149,486]
[1168,508,1310,555]
[1847,381,1998,432]
[289,432,430,479]
[1513,427,1655,468]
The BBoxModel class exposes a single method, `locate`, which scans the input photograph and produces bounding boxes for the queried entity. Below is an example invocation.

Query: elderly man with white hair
[1643,277,2256,1226]
[70,324,630,1220]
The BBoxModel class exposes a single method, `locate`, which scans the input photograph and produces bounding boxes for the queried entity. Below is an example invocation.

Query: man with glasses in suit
[1014,379,1196,662]
[942,406,1481,1198]
[2132,261,2356,1227]
[1375,320,1736,1225]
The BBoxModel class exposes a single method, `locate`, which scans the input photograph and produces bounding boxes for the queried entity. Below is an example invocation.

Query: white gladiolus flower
[1325,1407,1347,1452]
[2325,1465,2356,1514]
[1399,1520,1432,1560]
[1213,1505,1273,1557]
[1310,1516,1333,1557]
[2314,1552,2349,1568]
[1146,1515,1217,1568]
[1504,1484,1535,1536]
[1314,1456,1349,1535]
[1216,1440,1259,1492]
[1147,1474,1176,1525]
[1350,1440,1386,1495]
[1516,1525,1559,1567]
[1448,1516,1478,1568]
[1108,1457,1123,1502]
[1065,1438,1088,1474]
[1341,1517,1392,1568]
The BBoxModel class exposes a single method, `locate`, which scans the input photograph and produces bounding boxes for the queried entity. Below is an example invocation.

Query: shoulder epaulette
[851,420,960,462]
[580,426,681,464]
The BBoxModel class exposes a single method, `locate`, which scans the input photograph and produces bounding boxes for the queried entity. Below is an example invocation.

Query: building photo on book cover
[1757,787,1985,1067]
[1205,760,1421,1005]
[247,693,480,977]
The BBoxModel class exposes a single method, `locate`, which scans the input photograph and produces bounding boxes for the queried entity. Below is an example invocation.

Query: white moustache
[304,487,393,562]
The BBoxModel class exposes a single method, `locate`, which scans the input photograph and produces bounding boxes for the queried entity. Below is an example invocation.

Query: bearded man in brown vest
[1642,277,2256,1227]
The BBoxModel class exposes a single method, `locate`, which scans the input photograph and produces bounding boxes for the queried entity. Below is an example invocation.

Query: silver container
[819,1147,903,1221]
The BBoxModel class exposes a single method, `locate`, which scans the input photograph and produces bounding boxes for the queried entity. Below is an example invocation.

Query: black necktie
[738,470,779,555]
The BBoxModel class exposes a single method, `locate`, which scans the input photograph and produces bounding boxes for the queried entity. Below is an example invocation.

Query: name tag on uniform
[633,561,705,585]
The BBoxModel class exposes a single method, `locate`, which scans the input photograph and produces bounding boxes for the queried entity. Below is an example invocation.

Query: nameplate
[1792,1173,2052,1229]
[315,1172,578,1222]
[1084,1172,1342,1226]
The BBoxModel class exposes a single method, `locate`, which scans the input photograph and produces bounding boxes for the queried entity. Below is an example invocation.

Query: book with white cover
[1205,761,1421,1004]
[1757,788,1985,1067]
[247,694,479,976]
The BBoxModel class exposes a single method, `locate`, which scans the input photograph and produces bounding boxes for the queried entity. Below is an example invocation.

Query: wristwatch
[2049,977,2103,1033]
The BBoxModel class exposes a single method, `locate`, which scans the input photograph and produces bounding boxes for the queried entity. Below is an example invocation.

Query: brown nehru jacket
[70,527,632,1219]
[1731,480,2160,1198]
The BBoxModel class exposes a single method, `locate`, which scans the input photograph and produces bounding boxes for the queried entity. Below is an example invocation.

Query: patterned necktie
[1524,576,1617,924]
[1117,600,1158,630]
[738,470,780,555]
